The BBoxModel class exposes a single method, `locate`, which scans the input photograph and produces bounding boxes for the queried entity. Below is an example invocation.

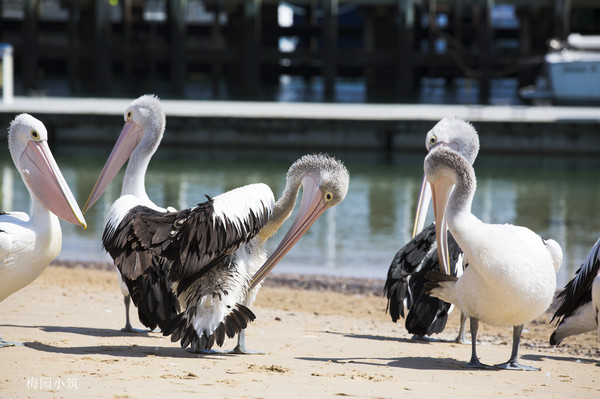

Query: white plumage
[0,114,86,346]
[424,146,562,370]
[212,183,275,234]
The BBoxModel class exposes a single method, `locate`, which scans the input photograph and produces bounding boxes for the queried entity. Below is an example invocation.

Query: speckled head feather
[286,153,350,207]
[424,146,476,196]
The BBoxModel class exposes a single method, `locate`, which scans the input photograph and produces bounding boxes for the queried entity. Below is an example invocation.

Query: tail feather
[124,257,179,331]
[162,304,256,350]
[405,294,451,336]
[549,301,597,346]
[424,271,459,306]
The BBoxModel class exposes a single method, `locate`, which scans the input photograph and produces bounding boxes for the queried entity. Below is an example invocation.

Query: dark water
[1,146,598,288]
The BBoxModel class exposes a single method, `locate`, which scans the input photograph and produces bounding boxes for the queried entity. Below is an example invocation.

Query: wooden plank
[2,96,600,124]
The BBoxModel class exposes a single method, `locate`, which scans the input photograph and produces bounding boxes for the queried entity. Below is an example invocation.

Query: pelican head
[425,117,479,164]
[412,118,480,264]
[83,94,165,212]
[250,154,350,289]
[424,146,476,275]
[8,114,86,227]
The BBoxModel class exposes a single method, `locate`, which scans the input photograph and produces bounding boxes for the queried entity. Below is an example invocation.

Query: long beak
[412,175,432,238]
[249,175,327,290]
[20,140,87,228]
[431,175,454,275]
[83,120,144,212]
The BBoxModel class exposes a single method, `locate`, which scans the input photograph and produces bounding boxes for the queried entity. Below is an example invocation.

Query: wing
[105,183,274,288]
[552,237,600,323]
[404,233,462,336]
[384,223,437,321]
[0,212,25,262]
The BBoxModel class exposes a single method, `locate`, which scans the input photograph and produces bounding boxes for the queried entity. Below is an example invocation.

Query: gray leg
[229,329,264,355]
[454,312,469,344]
[463,318,490,369]
[187,335,206,353]
[0,331,23,348]
[121,295,135,332]
[187,335,221,354]
[494,325,539,371]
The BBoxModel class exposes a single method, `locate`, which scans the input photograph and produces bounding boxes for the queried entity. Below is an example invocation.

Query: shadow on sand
[0,323,153,338]
[296,355,484,371]
[522,353,600,366]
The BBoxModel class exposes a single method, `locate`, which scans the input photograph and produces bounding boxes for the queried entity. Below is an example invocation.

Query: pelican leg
[121,295,135,332]
[454,312,469,344]
[229,329,264,355]
[494,325,539,371]
[188,336,204,353]
[185,335,222,355]
[463,318,491,369]
[0,331,23,348]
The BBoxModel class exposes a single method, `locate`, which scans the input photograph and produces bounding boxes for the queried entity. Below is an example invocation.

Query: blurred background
[1,0,599,104]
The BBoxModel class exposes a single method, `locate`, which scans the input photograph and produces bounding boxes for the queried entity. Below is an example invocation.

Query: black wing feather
[384,223,463,337]
[384,224,437,321]
[106,194,270,285]
[552,237,600,324]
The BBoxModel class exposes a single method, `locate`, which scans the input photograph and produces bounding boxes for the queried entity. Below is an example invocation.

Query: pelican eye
[324,192,333,202]
[30,130,40,140]
[126,111,133,120]
[429,135,437,145]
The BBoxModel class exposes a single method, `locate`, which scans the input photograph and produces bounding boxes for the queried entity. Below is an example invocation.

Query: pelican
[83,94,179,333]
[550,238,600,345]
[0,114,87,347]
[385,117,478,342]
[423,146,562,370]
[100,153,349,353]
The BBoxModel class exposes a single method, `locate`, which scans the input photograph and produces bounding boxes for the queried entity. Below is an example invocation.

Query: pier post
[0,44,14,104]
[323,0,338,100]
[477,0,492,104]
[396,0,415,99]
[94,0,111,94]
[23,0,39,92]
[211,0,225,96]
[243,0,261,96]
[67,0,80,93]
[169,0,187,95]
[554,0,572,40]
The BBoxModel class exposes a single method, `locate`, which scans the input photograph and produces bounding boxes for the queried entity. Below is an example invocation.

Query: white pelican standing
[423,146,562,370]
[83,94,178,333]
[550,238,600,345]
[98,153,349,353]
[385,117,478,341]
[0,114,87,347]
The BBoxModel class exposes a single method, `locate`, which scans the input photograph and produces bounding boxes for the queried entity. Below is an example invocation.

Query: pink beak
[20,140,86,228]
[83,120,144,212]
[412,175,432,238]
[430,175,454,275]
[249,174,328,290]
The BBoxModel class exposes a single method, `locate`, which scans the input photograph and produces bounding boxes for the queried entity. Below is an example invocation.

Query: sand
[0,265,598,398]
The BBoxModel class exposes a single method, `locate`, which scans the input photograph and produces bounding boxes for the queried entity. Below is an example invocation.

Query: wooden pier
[1,0,599,102]
[0,96,599,155]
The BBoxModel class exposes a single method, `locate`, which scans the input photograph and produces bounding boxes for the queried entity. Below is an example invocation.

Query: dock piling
[0,43,14,104]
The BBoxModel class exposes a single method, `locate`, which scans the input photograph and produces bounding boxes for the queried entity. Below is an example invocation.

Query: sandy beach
[0,264,598,398]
